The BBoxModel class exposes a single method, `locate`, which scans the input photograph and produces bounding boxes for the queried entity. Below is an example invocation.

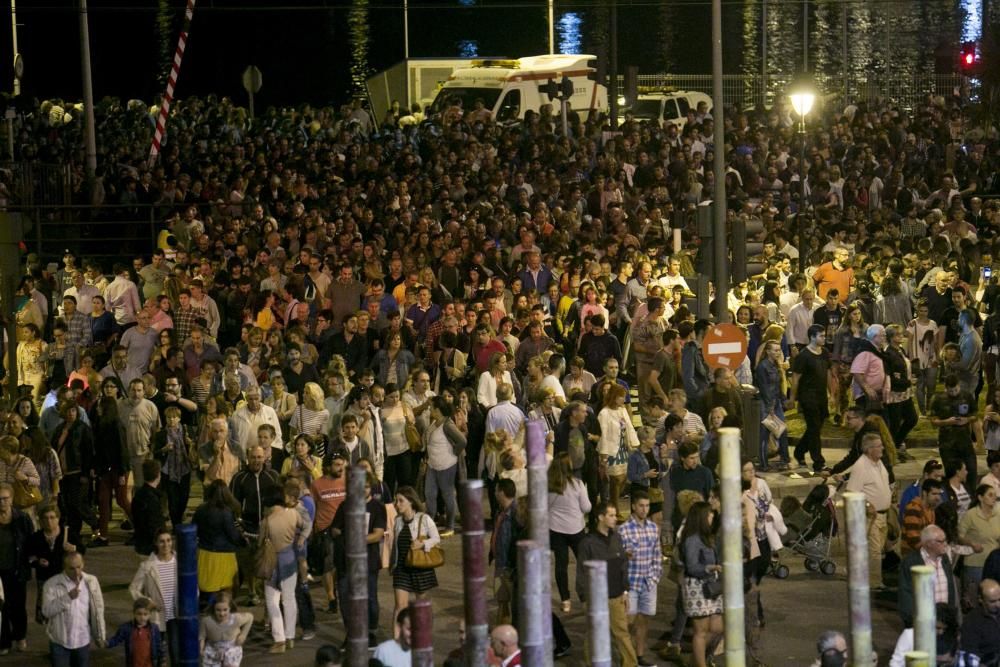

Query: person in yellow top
[280,435,323,484]
[255,291,281,331]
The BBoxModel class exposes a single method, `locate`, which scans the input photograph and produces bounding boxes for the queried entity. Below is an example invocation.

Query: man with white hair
[850,324,888,414]
[809,630,848,667]
[846,433,892,591]
[898,524,958,628]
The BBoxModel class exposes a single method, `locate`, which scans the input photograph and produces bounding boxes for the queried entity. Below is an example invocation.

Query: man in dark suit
[898,524,959,628]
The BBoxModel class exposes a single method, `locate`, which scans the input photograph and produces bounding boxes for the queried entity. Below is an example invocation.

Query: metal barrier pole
[904,652,930,667]
[460,480,489,667]
[174,523,199,666]
[410,598,434,666]
[525,418,553,663]
[911,565,936,664]
[345,465,368,666]
[718,426,745,666]
[585,560,612,667]
[844,491,874,667]
[517,540,546,665]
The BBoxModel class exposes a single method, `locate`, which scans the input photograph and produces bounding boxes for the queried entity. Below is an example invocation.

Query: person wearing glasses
[898,525,957,629]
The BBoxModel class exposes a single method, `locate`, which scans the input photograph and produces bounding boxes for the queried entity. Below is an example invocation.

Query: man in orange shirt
[813,246,854,303]
[310,451,348,614]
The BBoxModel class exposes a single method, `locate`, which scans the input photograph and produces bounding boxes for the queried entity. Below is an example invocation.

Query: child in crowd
[199,592,253,667]
[106,597,163,667]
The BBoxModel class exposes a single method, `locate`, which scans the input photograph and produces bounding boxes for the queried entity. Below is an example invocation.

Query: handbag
[253,518,278,579]
[405,513,445,569]
[13,459,42,508]
[405,421,422,453]
[702,572,723,598]
[761,413,787,437]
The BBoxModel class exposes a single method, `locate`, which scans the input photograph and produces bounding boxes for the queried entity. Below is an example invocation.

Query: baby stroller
[771,482,839,578]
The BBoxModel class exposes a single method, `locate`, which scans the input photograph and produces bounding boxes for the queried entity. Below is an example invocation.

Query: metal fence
[0,161,72,207]
[619,73,965,111]
[20,204,159,267]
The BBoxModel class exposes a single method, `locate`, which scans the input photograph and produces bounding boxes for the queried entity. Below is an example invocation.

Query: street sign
[242,66,262,94]
[703,323,748,370]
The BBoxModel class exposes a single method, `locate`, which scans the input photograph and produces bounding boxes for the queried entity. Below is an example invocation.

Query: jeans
[163,474,191,527]
[550,529,586,602]
[915,365,938,413]
[166,619,182,666]
[795,402,827,471]
[670,585,688,644]
[296,580,316,632]
[337,572,380,631]
[50,642,90,667]
[886,398,919,448]
[424,464,458,530]
[264,573,298,643]
[759,402,789,468]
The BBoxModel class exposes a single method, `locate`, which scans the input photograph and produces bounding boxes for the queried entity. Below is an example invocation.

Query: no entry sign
[703,323,748,370]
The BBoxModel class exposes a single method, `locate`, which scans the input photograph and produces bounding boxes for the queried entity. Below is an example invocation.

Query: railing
[18,204,159,268]
[618,73,965,112]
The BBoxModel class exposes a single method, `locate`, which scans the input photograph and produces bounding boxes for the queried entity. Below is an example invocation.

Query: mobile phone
[985,266,993,279]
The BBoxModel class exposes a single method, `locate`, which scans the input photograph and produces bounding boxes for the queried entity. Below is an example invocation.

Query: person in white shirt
[845,433,892,590]
[786,287,820,352]
[372,608,412,666]
[103,264,141,327]
[42,552,107,663]
[64,271,100,317]
[230,386,284,466]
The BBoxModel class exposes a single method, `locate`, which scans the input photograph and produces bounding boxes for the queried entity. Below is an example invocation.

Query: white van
[623,90,713,128]
[429,54,608,123]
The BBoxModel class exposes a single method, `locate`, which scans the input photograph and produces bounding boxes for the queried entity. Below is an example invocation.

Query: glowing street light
[788,73,816,272]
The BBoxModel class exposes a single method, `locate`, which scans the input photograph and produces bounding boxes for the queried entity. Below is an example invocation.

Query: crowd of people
[0,83,999,666]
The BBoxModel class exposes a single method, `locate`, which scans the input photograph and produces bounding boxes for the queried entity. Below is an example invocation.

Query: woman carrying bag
[389,486,441,637]
[681,501,724,667]
[422,396,466,537]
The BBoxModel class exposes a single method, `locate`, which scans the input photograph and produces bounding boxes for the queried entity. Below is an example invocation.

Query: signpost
[242,66,262,119]
[703,323,748,371]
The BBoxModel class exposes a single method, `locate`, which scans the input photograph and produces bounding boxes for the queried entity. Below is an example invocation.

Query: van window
[677,98,691,115]
[497,90,521,121]
[663,99,680,121]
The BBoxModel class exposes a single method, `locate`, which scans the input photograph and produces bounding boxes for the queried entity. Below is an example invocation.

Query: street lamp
[788,75,815,272]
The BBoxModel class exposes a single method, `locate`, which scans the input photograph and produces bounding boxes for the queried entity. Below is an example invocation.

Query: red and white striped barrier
[148,0,197,167]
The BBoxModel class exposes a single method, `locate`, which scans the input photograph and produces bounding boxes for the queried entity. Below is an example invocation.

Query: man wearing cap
[55,249,80,297]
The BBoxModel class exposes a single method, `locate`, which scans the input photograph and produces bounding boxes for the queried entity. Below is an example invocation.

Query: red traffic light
[965,52,975,65]
[960,41,980,70]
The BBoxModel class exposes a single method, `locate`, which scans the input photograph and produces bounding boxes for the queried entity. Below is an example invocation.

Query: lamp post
[789,76,815,273]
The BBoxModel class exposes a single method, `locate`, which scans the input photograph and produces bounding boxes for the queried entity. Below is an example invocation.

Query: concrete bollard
[718,426,746,667]
[410,598,434,666]
[345,465,369,666]
[585,560,612,667]
[904,651,930,667]
[911,565,936,663]
[460,480,489,667]
[525,418,554,664]
[174,523,199,666]
[517,540,546,665]
[844,491,874,667]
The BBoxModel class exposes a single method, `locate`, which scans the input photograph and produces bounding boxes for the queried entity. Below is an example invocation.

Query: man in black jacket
[577,501,637,666]
[131,459,167,556]
[898,525,957,627]
[230,445,281,606]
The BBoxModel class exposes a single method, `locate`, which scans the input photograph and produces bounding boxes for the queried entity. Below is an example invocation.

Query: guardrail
[17,204,159,267]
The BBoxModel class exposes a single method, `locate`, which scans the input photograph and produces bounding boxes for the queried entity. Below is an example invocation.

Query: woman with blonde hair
[598,383,638,516]
[477,352,513,408]
[0,435,40,513]
[290,382,330,459]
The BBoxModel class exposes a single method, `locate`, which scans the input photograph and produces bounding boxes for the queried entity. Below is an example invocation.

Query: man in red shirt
[310,451,348,613]
[813,246,854,303]
[472,324,507,374]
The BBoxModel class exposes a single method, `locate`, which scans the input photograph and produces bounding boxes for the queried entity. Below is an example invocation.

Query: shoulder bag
[405,512,445,569]
[405,418,422,453]
[12,458,42,508]
[253,516,278,579]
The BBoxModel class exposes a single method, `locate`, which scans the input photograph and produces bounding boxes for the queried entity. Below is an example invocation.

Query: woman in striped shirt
[290,382,330,459]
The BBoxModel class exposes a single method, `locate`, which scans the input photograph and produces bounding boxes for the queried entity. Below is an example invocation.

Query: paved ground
[10,439,954,666]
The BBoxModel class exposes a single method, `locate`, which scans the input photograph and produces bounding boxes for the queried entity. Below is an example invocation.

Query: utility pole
[548,0,554,54]
[609,0,618,127]
[79,0,97,182]
[802,0,809,73]
[10,0,19,97]
[711,0,728,322]
[760,0,767,107]
[403,0,410,107]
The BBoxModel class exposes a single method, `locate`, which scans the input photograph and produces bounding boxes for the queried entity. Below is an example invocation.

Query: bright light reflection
[457,40,479,57]
[962,0,982,42]
[558,12,582,54]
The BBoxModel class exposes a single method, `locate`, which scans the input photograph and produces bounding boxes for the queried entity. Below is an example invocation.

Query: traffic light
[732,216,765,284]
[560,77,574,99]
[542,79,559,101]
[960,42,981,73]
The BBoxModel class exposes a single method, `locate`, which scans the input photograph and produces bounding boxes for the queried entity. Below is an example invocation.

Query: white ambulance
[428,54,608,123]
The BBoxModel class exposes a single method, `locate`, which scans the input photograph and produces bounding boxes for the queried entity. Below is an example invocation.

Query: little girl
[199,592,253,667]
